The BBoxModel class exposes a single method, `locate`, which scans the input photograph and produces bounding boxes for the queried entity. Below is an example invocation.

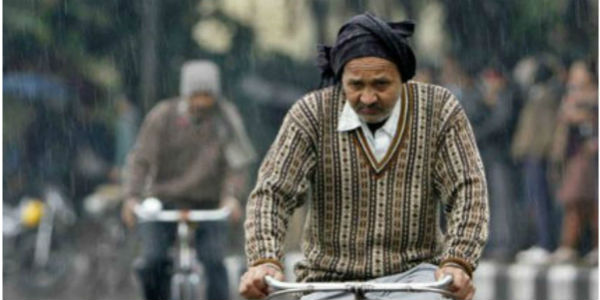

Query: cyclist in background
[122,60,256,300]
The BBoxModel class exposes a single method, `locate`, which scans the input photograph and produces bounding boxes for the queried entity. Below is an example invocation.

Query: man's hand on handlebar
[239,263,285,299]
[435,265,474,300]
[222,196,243,224]
[121,197,140,229]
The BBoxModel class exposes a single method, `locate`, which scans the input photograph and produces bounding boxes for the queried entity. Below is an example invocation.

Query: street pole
[140,0,159,113]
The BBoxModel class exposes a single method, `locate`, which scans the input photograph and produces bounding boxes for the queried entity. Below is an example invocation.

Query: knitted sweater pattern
[245,81,489,282]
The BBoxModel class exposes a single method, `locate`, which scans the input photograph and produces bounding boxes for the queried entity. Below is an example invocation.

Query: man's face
[342,57,403,123]
[187,92,216,122]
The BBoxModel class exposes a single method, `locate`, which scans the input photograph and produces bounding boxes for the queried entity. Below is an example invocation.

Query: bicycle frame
[264,274,454,300]
[134,198,230,300]
[171,220,198,300]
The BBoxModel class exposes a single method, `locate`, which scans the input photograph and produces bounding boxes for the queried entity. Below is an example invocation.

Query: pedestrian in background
[550,59,598,265]
[512,55,564,263]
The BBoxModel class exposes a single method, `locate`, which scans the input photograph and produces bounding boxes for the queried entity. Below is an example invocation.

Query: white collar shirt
[337,96,402,161]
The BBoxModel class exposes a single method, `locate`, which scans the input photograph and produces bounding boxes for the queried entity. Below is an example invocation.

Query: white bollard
[473,261,497,300]
[590,268,598,300]
[507,264,538,300]
[547,265,578,300]
[225,255,244,299]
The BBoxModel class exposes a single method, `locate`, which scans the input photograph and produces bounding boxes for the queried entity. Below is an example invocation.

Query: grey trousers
[301,263,444,300]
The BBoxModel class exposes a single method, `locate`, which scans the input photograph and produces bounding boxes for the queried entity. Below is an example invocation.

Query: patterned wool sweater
[245,81,489,282]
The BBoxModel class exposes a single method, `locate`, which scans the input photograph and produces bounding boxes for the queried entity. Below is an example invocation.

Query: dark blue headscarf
[317,13,416,86]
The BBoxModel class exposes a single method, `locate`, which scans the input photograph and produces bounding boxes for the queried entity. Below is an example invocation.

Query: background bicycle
[133,198,231,300]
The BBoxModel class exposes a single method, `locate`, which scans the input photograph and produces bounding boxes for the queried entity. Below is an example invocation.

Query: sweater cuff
[251,258,284,272]
[439,257,474,278]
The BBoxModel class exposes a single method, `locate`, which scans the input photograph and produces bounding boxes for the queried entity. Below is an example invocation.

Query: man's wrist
[222,195,238,204]
[251,258,284,272]
[126,197,141,205]
[441,262,467,273]
[261,262,283,273]
[440,258,473,278]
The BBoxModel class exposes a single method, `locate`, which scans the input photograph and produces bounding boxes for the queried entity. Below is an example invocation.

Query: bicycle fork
[171,220,200,300]
[177,221,193,272]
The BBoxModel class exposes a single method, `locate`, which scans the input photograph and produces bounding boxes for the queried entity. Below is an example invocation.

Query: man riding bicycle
[122,60,256,300]
[240,13,488,300]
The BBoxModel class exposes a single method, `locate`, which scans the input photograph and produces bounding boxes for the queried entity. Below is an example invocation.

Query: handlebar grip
[436,274,454,288]
[264,276,280,288]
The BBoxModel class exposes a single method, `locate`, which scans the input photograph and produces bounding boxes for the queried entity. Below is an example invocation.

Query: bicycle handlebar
[264,274,454,299]
[133,198,230,222]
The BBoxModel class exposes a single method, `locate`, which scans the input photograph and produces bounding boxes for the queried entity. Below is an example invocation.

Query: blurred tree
[439,0,597,73]
[4,0,596,123]
[4,0,140,103]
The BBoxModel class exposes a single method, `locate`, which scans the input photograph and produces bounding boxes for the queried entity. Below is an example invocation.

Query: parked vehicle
[3,185,77,294]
